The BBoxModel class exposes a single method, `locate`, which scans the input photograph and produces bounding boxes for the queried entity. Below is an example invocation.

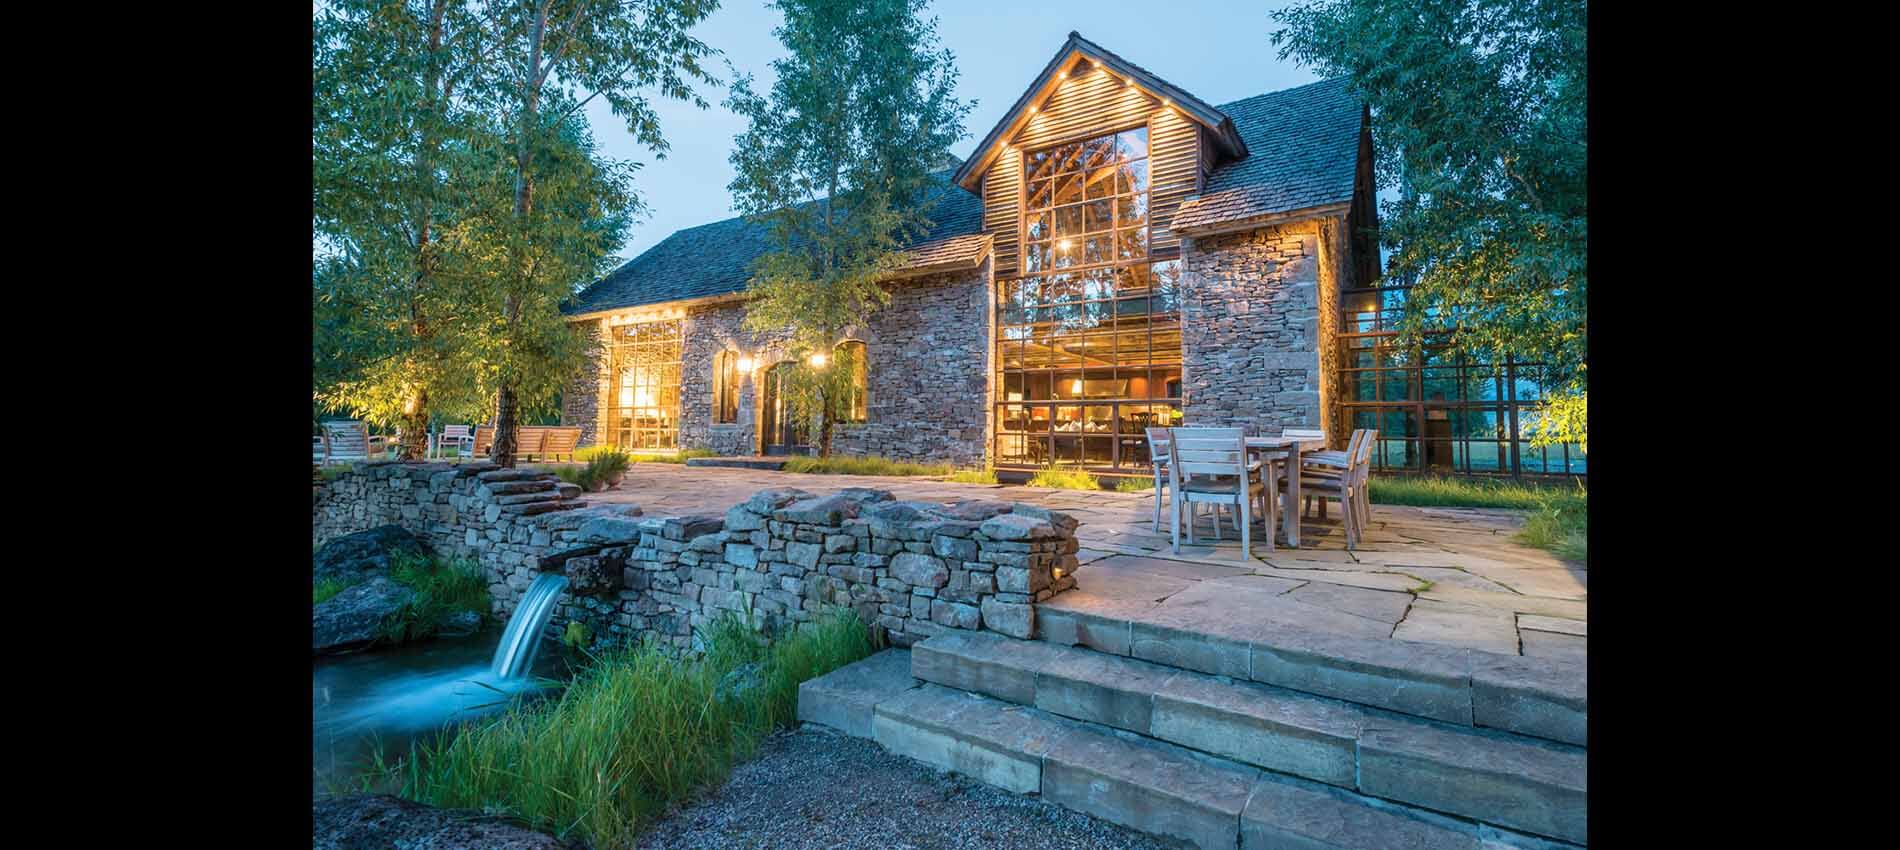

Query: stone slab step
[684,456,788,470]
[795,648,918,739]
[872,683,1073,795]
[484,479,560,495]
[1243,772,1495,850]
[1037,598,1585,746]
[495,490,563,505]
[912,631,1586,845]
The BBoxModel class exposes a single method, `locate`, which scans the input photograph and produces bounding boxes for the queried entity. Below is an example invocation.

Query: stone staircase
[799,628,1586,850]
[472,469,585,515]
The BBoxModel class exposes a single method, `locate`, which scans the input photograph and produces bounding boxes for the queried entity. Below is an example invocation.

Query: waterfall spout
[491,573,567,679]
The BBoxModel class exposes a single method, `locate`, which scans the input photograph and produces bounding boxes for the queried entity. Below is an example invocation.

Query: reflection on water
[313,634,567,792]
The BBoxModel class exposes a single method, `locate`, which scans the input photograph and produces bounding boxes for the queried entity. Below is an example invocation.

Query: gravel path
[634,726,1184,850]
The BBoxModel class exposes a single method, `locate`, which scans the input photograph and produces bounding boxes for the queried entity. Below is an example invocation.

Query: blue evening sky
[584,0,1320,267]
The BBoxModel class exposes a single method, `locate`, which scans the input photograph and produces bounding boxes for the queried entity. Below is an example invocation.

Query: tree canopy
[1272,0,1586,448]
[725,0,971,455]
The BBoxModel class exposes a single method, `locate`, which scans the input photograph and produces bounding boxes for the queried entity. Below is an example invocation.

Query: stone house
[561,32,1378,474]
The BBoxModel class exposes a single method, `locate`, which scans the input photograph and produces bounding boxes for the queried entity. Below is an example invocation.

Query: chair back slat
[1282,427,1325,440]
[517,427,549,454]
[442,425,472,439]
[1144,426,1172,466]
[543,427,581,455]
[473,426,496,455]
[1168,428,1249,478]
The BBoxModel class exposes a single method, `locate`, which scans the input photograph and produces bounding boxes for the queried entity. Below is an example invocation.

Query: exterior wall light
[736,356,755,373]
[809,352,828,368]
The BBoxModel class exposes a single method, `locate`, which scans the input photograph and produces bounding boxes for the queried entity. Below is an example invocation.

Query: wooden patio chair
[533,427,581,462]
[472,425,496,457]
[319,420,381,465]
[1166,427,1274,558]
[1292,427,1369,517]
[435,424,475,459]
[515,427,549,461]
[1144,426,1173,534]
[1280,429,1377,549]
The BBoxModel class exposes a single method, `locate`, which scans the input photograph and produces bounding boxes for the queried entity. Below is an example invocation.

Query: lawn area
[371,611,875,849]
[1369,475,1587,563]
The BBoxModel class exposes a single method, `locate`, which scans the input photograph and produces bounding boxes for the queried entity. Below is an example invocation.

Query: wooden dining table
[1244,436,1332,548]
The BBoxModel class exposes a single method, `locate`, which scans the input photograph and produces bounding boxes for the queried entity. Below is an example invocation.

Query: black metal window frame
[1339,285,1584,477]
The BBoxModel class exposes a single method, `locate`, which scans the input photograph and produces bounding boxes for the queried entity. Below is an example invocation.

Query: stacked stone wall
[1179,223,1328,432]
[313,461,1080,651]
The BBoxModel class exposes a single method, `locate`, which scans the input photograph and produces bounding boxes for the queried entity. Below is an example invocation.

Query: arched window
[836,340,868,424]
[713,350,739,424]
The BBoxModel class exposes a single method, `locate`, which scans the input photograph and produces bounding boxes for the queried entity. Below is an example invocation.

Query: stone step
[684,456,788,470]
[484,479,560,495]
[911,631,1586,845]
[495,490,563,506]
[1037,597,1585,746]
[796,648,918,738]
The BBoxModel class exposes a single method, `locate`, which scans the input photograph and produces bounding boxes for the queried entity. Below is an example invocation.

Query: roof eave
[1173,201,1351,239]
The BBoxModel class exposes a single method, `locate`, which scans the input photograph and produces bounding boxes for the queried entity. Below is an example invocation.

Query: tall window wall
[606,320,682,450]
[1340,286,1585,476]
[996,126,1182,470]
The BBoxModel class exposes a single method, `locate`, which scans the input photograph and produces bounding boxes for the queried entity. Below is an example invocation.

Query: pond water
[312,633,570,793]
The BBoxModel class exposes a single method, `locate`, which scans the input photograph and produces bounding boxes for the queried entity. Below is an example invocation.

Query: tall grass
[313,577,353,605]
[1113,476,1155,493]
[945,467,999,484]
[782,455,953,477]
[376,611,874,848]
[1027,467,1100,490]
[1369,475,1587,563]
[380,554,493,642]
[628,448,717,464]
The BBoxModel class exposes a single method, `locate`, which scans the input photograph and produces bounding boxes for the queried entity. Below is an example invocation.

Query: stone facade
[832,259,993,467]
[677,301,792,457]
[1178,221,1332,434]
[313,461,1081,652]
[593,260,994,465]
[560,318,608,447]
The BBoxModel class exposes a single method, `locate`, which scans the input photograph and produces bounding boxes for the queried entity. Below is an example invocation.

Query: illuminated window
[605,320,681,450]
[1021,126,1148,275]
[713,350,739,424]
[835,340,868,424]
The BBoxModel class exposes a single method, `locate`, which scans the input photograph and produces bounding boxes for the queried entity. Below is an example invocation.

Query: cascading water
[491,572,568,679]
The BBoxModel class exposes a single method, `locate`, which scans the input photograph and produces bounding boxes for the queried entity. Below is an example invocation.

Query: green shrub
[379,554,492,643]
[1113,476,1155,493]
[1516,489,1588,563]
[1027,467,1100,490]
[562,621,593,649]
[313,577,353,605]
[782,455,953,477]
[377,610,874,848]
[317,464,353,482]
[945,467,999,484]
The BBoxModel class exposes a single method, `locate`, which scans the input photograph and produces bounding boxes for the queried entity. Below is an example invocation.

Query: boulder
[745,488,814,514]
[835,486,896,504]
[774,494,860,525]
[437,610,484,637]
[978,513,1057,541]
[313,578,415,654]
[312,794,566,850]
[313,526,429,581]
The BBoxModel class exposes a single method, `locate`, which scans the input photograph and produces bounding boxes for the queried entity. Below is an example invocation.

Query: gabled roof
[562,170,984,318]
[1172,78,1366,236]
[950,31,1247,193]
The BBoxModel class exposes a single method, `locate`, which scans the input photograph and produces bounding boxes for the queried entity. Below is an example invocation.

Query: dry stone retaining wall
[313,461,1081,651]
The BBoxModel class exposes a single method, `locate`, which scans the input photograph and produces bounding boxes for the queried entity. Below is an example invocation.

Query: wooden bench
[470,425,580,461]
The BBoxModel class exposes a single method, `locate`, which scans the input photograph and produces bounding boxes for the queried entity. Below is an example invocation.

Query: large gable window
[1022,127,1148,274]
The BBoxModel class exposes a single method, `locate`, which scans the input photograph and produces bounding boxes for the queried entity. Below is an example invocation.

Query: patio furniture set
[313,420,582,465]
[1144,426,1379,555]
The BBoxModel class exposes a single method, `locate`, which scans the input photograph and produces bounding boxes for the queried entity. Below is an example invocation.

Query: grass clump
[782,455,953,477]
[377,610,875,848]
[627,448,717,464]
[316,464,354,482]
[313,577,353,604]
[1027,467,1100,490]
[1517,494,1588,563]
[1369,475,1586,563]
[379,553,492,643]
[945,467,999,484]
[1113,476,1155,493]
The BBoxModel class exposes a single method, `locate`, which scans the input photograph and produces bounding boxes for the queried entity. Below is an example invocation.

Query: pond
[312,632,571,793]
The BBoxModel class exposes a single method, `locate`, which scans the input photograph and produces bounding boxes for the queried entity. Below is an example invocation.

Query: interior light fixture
[1057,238,1072,251]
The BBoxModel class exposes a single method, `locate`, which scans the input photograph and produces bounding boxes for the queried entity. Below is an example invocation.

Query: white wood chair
[1144,426,1173,533]
[1280,429,1377,548]
[1291,427,1365,518]
[1167,427,1274,558]
[434,424,475,459]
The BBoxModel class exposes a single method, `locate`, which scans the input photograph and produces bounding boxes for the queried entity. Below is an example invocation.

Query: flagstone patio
[585,462,1587,662]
